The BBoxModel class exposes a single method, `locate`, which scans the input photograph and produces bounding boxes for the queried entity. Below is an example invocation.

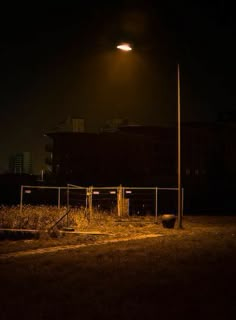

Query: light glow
[116,43,132,51]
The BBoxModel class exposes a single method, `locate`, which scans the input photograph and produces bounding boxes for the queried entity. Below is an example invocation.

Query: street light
[117,43,183,228]
[116,43,132,51]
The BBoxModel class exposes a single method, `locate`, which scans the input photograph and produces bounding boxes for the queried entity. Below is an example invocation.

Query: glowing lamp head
[116,43,132,51]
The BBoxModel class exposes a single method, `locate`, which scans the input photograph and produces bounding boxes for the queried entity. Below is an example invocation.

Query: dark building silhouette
[45,122,236,213]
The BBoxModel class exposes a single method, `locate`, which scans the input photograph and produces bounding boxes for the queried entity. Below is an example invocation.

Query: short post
[66,185,70,211]
[117,185,123,217]
[122,186,125,216]
[85,188,88,209]
[20,185,24,214]
[58,187,61,209]
[88,186,93,222]
[85,187,89,221]
[155,187,158,223]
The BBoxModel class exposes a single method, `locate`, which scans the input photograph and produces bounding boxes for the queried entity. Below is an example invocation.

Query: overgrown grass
[0,205,120,231]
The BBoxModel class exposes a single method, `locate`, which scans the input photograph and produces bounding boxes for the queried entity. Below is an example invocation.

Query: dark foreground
[0,217,236,320]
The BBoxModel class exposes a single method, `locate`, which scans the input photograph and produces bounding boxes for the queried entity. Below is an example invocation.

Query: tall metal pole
[177,63,183,228]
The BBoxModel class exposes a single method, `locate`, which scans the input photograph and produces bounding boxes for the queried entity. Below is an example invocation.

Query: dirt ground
[0,216,236,319]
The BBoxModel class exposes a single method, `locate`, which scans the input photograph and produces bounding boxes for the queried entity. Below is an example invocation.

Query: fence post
[155,187,158,223]
[67,185,70,211]
[123,186,129,216]
[88,186,93,222]
[20,185,24,214]
[117,185,123,218]
[85,187,88,211]
[58,187,61,209]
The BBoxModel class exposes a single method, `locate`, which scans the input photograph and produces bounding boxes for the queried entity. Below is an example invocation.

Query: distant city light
[125,190,132,194]
[25,190,31,194]
[109,191,116,194]
[93,191,100,195]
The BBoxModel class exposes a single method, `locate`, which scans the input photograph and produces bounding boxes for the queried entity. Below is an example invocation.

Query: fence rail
[20,184,184,222]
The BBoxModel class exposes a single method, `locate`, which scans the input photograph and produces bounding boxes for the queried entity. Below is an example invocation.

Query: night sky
[0,2,235,174]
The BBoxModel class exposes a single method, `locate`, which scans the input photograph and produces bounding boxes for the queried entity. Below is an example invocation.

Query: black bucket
[161,214,176,229]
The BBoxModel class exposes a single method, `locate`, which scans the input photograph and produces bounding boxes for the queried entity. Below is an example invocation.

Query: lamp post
[177,63,183,229]
[117,43,183,228]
